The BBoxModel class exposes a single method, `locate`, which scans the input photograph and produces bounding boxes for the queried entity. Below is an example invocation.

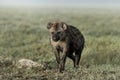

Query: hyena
[47,21,85,72]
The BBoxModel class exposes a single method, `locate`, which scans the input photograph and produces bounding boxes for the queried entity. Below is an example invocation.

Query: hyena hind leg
[75,49,83,68]
[67,51,75,67]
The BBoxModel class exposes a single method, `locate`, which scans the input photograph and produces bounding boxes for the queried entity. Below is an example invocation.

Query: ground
[0,7,120,80]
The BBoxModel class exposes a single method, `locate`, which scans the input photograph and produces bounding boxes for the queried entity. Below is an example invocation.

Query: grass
[0,7,120,80]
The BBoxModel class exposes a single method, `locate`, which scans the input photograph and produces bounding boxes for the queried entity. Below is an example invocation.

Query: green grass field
[0,7,120,80]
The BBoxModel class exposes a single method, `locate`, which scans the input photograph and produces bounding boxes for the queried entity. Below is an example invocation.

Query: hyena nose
[53,37,57,41]
[52,36,59,41]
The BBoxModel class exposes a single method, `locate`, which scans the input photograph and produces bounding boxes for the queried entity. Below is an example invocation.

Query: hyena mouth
[52,36,60,42]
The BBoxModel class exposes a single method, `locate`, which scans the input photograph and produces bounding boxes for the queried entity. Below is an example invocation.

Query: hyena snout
[52,32,61,41]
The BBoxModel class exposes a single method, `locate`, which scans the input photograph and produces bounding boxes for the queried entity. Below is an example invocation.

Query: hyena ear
[62,23,67,30]
[47,22,52,29]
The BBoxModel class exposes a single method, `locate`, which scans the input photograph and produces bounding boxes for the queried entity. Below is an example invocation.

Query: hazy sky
[0,0,120,7]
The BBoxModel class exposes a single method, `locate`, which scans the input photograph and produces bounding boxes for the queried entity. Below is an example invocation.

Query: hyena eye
[51,32,54,34]
[57,32,61,34]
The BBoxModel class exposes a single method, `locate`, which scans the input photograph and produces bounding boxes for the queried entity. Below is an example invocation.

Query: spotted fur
[47,21,85,72]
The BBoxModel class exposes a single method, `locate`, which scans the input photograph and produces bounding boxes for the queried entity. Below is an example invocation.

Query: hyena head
[47,21,67,42]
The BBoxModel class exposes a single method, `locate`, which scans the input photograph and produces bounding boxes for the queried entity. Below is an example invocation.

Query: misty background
[0,0,120,8]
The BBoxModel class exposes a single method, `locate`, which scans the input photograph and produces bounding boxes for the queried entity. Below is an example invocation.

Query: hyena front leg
[54,49,60,66]
[59,54,67,72]
[59,48,68,72]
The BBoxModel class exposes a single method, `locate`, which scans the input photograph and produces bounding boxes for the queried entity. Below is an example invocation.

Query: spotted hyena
[47,21,85,72]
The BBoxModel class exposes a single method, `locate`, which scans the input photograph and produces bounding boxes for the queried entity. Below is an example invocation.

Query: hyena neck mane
[59,31,68,41]
[66,25,84,46]
[58,25,83,42]
[67,25,82,37]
